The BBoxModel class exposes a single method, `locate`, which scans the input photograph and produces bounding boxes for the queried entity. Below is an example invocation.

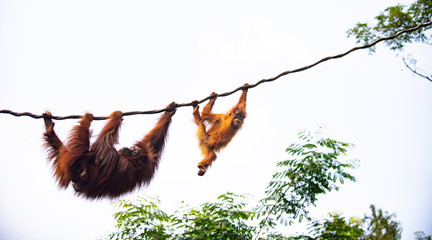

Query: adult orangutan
[42,102,176,199]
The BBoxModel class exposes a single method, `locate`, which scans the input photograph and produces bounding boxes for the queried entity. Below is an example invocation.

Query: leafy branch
[254,129,358,239]
[347,0,432,82]
[402,56,432,82]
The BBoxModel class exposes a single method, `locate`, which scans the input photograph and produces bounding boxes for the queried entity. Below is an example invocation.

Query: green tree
[415,231,432,240]
[255,129,358,239]
[307,213,364,240]
[363,205,402,240]
[108,196,172,240]
[174,192,256,240]
[347,0,432,82]
[291,205,403,240]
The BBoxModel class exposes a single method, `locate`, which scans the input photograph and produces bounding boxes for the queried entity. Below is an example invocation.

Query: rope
[1,19,431,121]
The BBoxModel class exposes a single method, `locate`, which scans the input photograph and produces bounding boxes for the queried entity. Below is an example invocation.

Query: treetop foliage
[256,129,358,229]
[105,129,363,240]
[347,0,432,52]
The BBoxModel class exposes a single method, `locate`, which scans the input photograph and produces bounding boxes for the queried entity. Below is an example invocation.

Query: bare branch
[402,57,432,82]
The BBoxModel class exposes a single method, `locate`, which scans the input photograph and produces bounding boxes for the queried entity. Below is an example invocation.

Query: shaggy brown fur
[193,84,249,176]
[43,103,176,199]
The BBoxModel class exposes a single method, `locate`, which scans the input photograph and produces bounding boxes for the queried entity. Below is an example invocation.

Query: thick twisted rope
[1,19,431,120]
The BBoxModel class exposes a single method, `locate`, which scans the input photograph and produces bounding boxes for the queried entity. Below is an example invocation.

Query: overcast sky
[1,0,431,239]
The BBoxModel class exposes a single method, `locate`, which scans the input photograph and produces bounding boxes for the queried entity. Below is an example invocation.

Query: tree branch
[402,57,432,82]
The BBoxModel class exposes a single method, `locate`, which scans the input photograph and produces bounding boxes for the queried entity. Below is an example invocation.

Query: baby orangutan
[42,103,176,199]
[193,83,249,176]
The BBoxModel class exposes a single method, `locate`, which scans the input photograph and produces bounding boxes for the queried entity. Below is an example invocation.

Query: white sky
[1,0,431,239]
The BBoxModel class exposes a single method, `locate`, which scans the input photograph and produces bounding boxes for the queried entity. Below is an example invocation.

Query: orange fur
[193,84,249,176]
[42,103,176,199]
